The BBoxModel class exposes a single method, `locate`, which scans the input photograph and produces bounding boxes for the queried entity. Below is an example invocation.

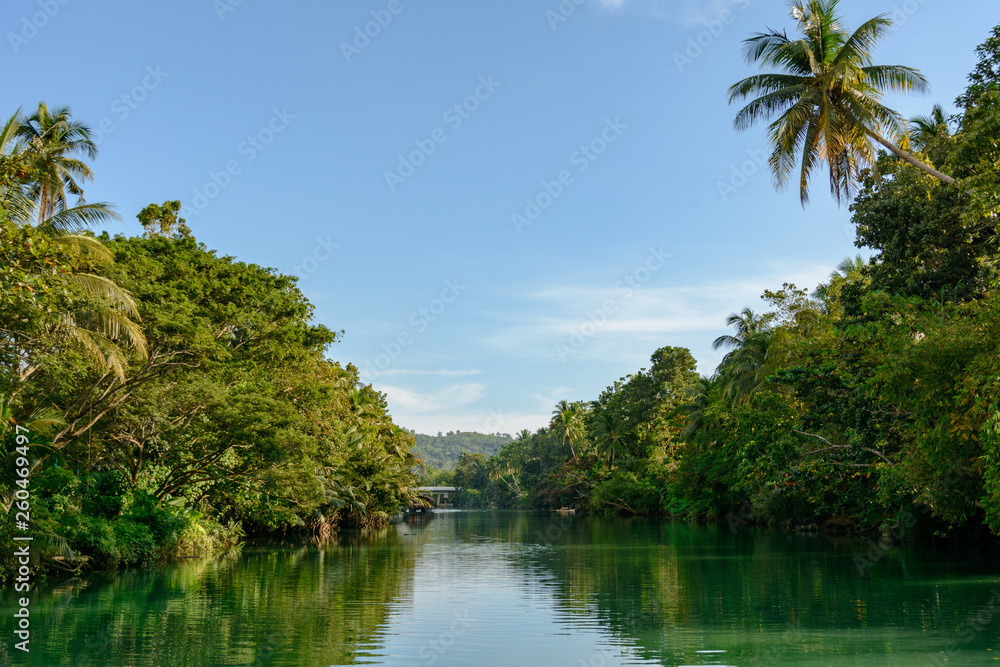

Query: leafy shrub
[81,470,131,519]
[589,470,662,516]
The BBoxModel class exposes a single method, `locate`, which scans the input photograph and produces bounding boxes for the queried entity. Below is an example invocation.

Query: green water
[3,511,1000,666]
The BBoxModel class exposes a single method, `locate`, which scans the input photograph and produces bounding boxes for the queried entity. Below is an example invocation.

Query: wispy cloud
[477,262,833,365]
[601,0,747,28]
[363,369,481,378]
[378,382,485,414]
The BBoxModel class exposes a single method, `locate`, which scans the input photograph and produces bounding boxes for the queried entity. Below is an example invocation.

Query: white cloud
[533,386,576,412]
[478,261,833,366]
[600,0,746,28]
[397,411,551,439]
[373,260,836,439]
[378,382,485,414]
[362,368,481,378]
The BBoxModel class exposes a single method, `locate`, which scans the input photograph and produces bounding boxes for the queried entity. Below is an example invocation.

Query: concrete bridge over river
[414,486,459,509]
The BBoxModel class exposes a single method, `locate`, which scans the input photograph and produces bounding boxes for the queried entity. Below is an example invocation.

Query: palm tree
[814,254,870,304]
[728,0,955,206]
[1,110,146,378]
[14,103,98,224]
[831,254,868,281]
[909,104,951,150]
[712,307,769,355]
[0,110,34,222]
[488,458,522,496]
[590,412,626,464]
[0,393,64,512]
[679,376,720,441]
[550,400,584,459]
[719,333,772,405]
[712,309,773,405]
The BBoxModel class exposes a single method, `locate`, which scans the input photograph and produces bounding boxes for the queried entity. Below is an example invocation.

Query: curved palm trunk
[868,131,956,185]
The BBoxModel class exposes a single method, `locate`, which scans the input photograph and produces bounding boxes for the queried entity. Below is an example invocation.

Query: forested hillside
[411,431,512,470]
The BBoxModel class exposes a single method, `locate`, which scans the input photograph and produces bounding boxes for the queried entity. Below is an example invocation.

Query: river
[2,511,1000,666]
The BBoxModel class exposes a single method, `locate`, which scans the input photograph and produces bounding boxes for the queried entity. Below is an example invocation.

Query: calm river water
[3,511,1000,666]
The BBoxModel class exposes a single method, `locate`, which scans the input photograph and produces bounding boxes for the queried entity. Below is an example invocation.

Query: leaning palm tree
[728,0,954,206]
[14,103,98,224]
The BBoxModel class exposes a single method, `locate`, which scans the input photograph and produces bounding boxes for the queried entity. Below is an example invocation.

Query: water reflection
[2,512,999,666]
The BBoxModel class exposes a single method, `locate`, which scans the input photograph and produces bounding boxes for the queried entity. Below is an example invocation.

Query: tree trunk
[868,131,956,185]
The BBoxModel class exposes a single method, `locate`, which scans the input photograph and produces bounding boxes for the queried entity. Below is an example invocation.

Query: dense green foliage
[412,431,511,471]
[1,110,418,582]
[458,24,1000,542]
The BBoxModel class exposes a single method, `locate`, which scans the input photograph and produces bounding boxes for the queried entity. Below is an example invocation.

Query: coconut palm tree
[550,400,584,459]
[0,111,34,222]
[718,333,772,405]
[909,104,952,150]
[1,110,146,378]
[589,412,626,464]
[712,307,769,356]
[831,254,868,281]
[728,0,955,206]
[14,103,98,224]
[679,376,721,441]
[712,309,773,405]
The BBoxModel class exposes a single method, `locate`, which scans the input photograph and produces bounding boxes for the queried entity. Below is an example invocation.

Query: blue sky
[4,0,997,436]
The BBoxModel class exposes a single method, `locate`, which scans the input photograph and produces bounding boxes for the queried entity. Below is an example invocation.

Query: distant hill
[410,431,512,470]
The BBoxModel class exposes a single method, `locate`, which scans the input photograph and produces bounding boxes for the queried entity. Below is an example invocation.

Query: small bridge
[415,486,459,509]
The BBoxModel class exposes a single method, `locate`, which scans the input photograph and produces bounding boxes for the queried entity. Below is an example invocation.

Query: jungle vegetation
[456,15,1000,542]
[0,106,419,582]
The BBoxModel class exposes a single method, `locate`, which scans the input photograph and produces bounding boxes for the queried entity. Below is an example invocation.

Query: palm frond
[49,233,115,264]
[38,202,121,232]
